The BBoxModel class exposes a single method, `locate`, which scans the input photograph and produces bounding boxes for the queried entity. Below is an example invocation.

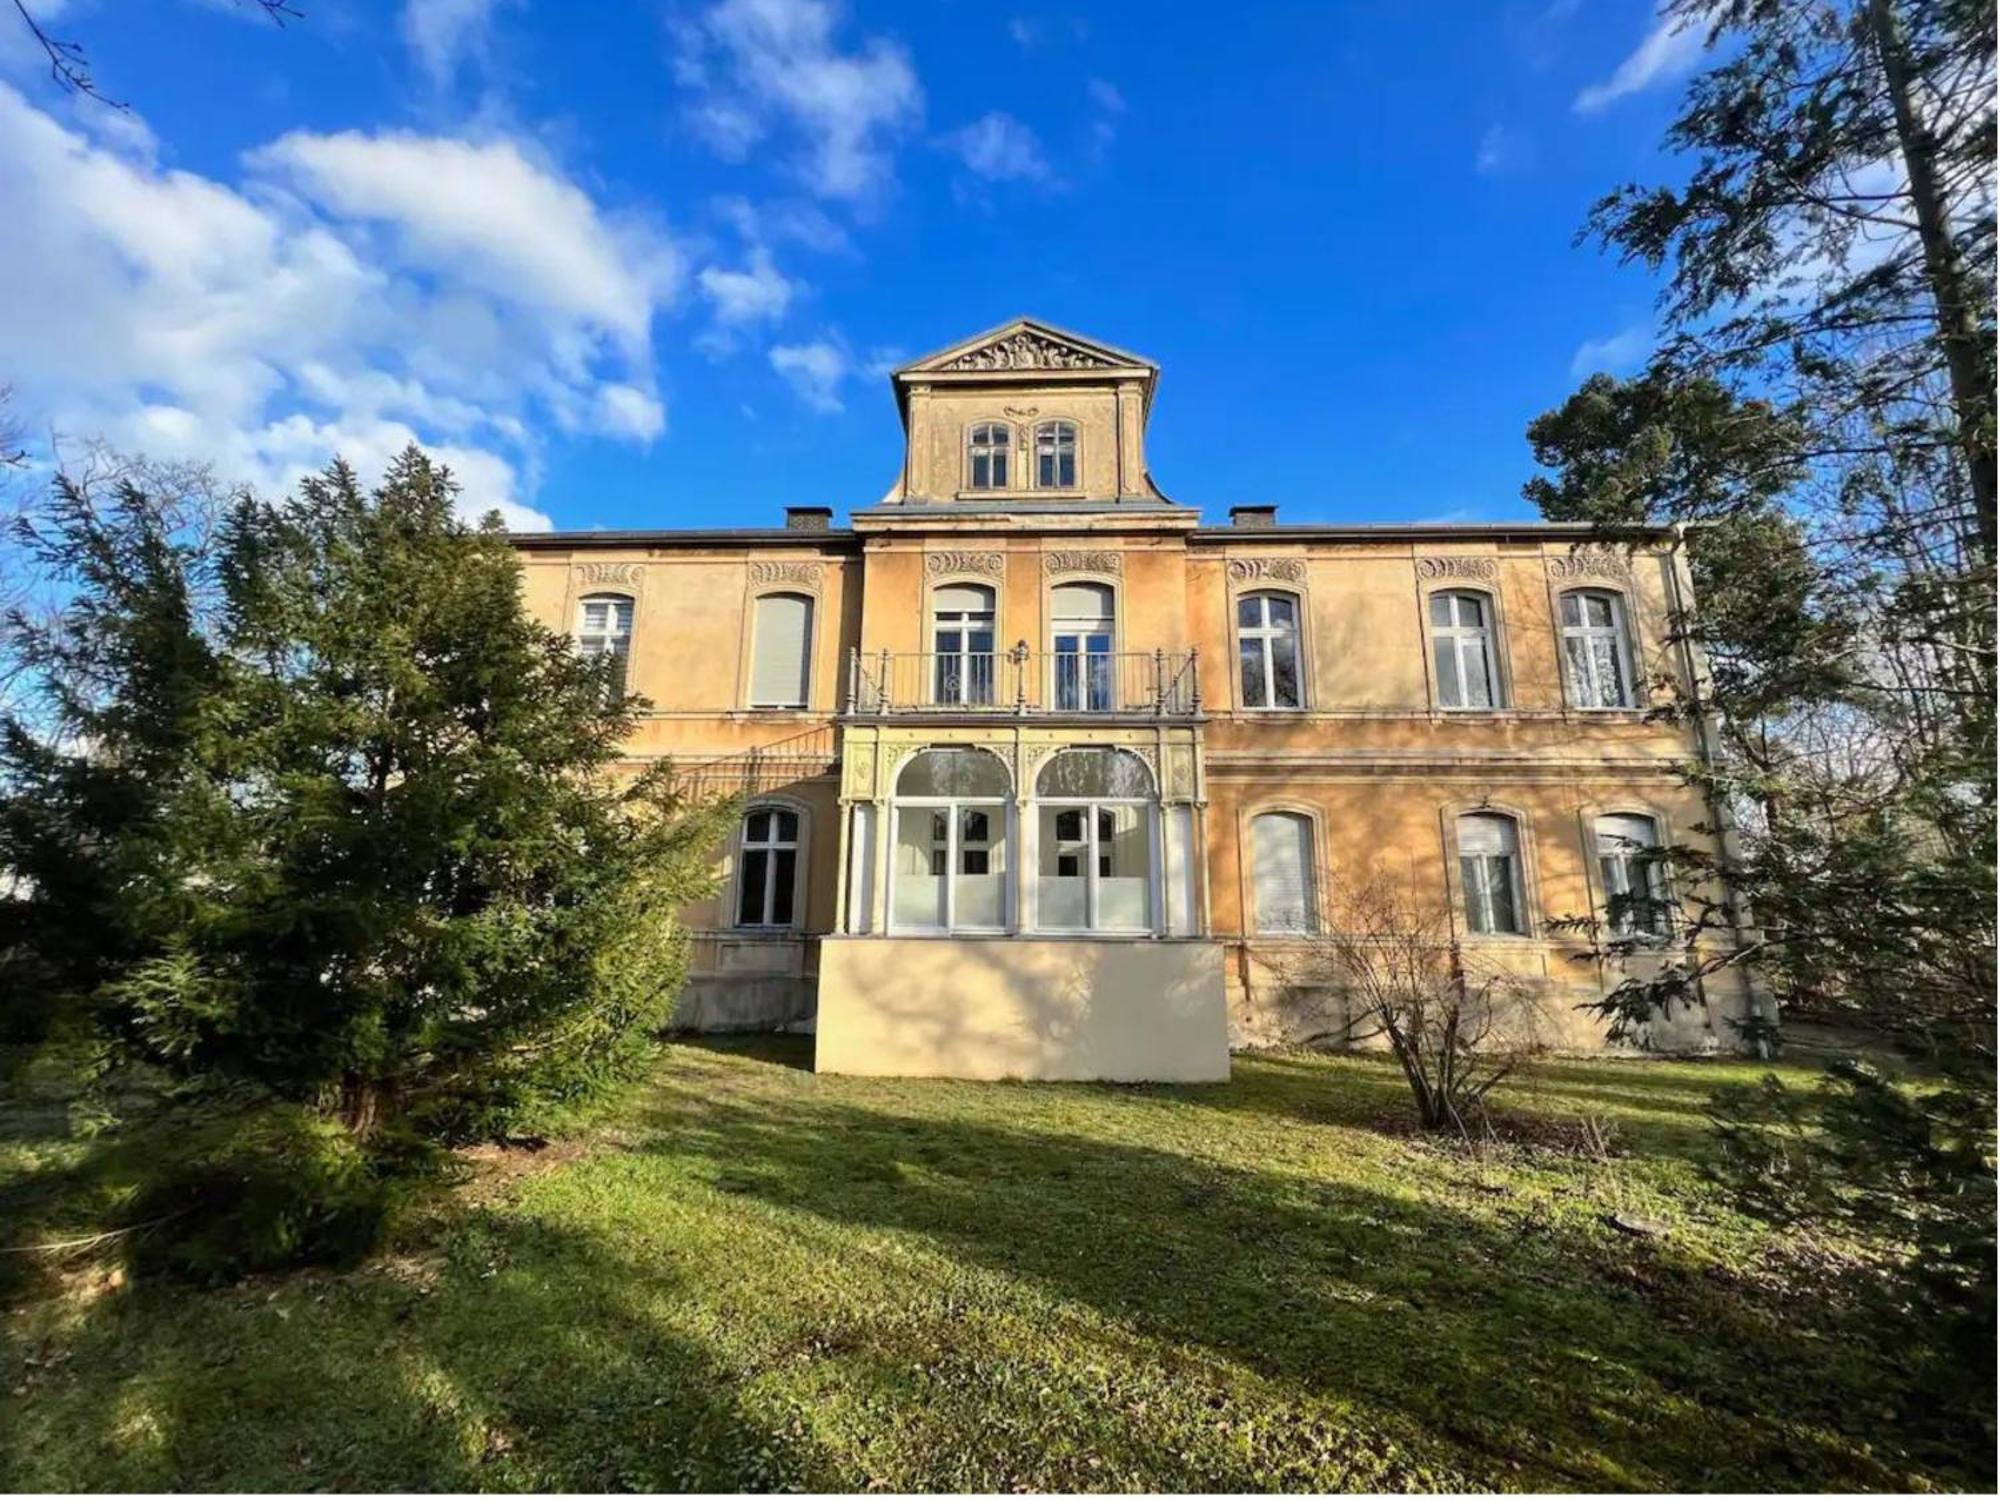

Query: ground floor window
[1034,748,1154,931]
[889,748,1010,932]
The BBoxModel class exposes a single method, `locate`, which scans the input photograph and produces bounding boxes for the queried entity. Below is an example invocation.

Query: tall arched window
[891,749,1010,931]
[1035,748,1154,931]
[1457,812,1527,935]
[749,592,814,708]
[1237,591,1302,709]
[1251,811,1316,934]
[735,806,801,928]
[1051,581,1115,712]
[1430,591,1498,709]
[577,593,634,696]
[1597,813,1669,937]
[931,583,996,706]
[1559,590,1635,709]
[1034,421,1077,488]
[968,422,1011,489]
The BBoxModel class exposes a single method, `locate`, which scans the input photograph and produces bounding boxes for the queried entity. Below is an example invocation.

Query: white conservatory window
[1251,811,1316,934]
[890,748,1010,932]
[1035,748,1154,931]
[577,594,634,695]
[1597,813,1670,937]
[736,807,800,928]
[1238,591,1303,709]
[1430,591,1498,709]
[1560,590,1635,709]
[1457,812,1527,936]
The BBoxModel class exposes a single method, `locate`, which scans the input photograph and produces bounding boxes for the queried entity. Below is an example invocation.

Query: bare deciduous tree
[1278,875,1554,1134]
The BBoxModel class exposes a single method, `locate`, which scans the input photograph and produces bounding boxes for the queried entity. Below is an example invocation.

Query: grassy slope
[1,1041,1987,1492]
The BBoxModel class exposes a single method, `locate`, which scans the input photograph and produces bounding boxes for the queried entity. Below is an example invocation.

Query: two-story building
[514,319,1753,1080]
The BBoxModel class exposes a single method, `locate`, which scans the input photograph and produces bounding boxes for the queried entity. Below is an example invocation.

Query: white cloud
[698,245,797,325]
[1574,4,1711,114]
[1007,18,1042,50]
[402,0,507,87]
[1569,323,1653,379]
[676,0,923,202]
[947,111,1050,183]
[0,83,682,531]
[1475,124,1514,174]
[1086,78,1124,115]
[769,339,848,412]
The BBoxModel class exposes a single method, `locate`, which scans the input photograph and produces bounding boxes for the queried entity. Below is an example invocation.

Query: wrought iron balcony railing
[845,646,1200,717]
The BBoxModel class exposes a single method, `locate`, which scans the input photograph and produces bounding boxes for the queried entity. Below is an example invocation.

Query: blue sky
[0,1,1713,531]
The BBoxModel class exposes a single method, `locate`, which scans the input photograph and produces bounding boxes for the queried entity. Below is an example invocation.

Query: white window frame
[576,592,634,695]
[887,749,1012,934]
[1456,812,1529,937]
[1034,420,1078,489]
[1237,590,1304,710]
[734,805,803,930]
[1032,749,1157,934]
[1596,812,1671,939]
[1049,581,1117,713]
[931,584,997,707]
[1559,589,1637,710]
[967,421,1012,490]
[1429,590,1500,710]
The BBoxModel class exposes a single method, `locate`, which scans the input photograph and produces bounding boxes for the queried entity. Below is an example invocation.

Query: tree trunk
[1868,0,1997,563]
[338,1077,396,1139]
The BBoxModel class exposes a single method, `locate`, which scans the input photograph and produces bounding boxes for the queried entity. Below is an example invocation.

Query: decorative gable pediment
[899,319,1152,378]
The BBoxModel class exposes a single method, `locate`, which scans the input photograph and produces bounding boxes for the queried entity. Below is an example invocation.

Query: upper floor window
[736,806,801,928]
[1560,590,1635,709]
[577,593,634,696]
[1050,581,1115,712]
[1430,591,1498,709]
[749,591,814,708]
[1034,421,1077,488]
[1238,591,1302,709]
[968,422,1011,489]
[1457,812,1527,936]
[931,583,996,706]
[1251,810,1316,934]
[1597,813,1669,937]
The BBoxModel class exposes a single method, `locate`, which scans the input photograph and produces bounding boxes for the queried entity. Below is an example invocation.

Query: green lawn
[2,1041,1988,1492]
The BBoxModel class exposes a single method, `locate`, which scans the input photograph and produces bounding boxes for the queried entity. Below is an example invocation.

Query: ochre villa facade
[514,320,1756,1079]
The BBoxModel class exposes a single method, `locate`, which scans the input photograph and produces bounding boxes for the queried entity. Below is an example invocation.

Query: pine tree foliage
[1,449,732,1151]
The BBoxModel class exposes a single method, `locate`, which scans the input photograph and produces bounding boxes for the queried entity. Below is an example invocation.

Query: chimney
[785,505,833,531]
[1230,504,1278,529]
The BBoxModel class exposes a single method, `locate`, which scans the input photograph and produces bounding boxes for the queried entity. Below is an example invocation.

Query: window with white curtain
[890,749,1010,931]
[749,592,814,708]
[1051,581,1115,712]
[1597,813,1669,937]
[735,806,800,927]
[1035,748,1154,931]
[1238,591,1303,709]
[1251,811,1316,934]
[1430,591,1498,708]
[1559,590,1635,709]
[577,594,634,696]
[931,583,996,706]
[1034,421,1077,488]
[1457,813,1527,935]
[968,422,1011,489]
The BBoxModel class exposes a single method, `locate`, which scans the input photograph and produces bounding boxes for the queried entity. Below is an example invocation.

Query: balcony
[845,646,1200,717]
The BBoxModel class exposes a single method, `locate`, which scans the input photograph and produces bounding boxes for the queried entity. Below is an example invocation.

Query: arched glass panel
[896,747,1010,799]
[1035,747,1153,799]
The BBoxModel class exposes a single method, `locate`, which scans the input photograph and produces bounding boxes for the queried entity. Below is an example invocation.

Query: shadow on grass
[666,1030,816,1071]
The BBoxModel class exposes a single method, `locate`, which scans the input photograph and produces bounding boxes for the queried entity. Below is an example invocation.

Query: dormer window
[968,422,1011,489]
[1035,421,1077,488]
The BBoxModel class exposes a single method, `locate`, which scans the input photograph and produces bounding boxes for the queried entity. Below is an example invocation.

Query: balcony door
[1050,582,1114,712]
[931,583,996,706]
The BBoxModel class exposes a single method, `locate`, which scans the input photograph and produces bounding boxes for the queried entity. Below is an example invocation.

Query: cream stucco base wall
[815,936,1230,1081]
